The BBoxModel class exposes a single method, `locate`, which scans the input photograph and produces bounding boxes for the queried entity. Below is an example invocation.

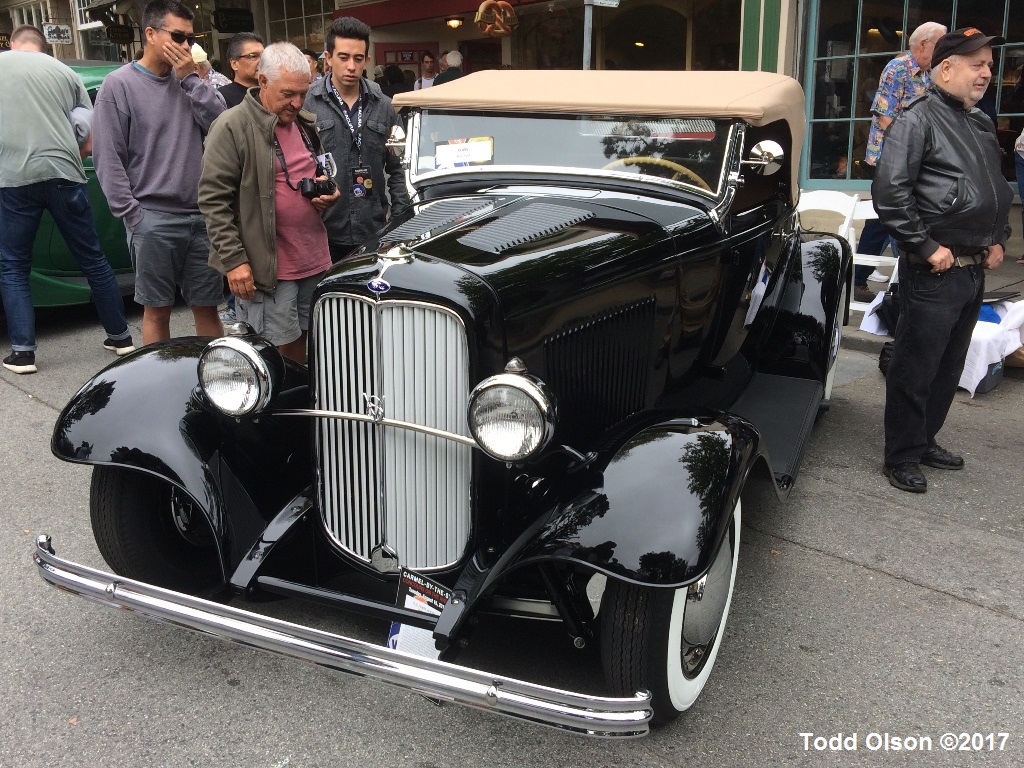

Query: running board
[730,372,823,486]
[33,536,652,738]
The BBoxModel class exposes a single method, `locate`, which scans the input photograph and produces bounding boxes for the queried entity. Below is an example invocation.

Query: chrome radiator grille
[312,295,472,570]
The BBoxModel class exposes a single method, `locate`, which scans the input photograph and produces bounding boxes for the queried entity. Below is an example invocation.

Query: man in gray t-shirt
[92,0,226,345]
[0,26,134,375]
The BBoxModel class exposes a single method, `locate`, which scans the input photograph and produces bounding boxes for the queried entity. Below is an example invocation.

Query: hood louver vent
[457,202,594,254]
[387,198,491,242]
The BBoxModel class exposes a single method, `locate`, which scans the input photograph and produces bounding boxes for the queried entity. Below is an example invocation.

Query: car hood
[374,191,714,320]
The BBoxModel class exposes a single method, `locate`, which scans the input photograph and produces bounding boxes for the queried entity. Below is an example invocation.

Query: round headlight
[198,337,273,416]
[468,374,555,462]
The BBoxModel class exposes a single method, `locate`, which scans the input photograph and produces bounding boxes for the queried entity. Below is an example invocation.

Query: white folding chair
[796,190,859,248]
[850,198,899,288]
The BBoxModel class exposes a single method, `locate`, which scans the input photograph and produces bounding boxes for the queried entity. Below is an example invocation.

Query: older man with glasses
[219,32,265,108]
[92,0,226,345]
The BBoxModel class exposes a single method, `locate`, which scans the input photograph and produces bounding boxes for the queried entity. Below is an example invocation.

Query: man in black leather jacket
[873,28,1012,494]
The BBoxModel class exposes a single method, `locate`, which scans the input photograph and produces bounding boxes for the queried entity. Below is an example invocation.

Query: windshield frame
[406,110,744,205]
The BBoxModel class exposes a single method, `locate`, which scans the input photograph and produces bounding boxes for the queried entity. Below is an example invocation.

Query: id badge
[352,166,373,197]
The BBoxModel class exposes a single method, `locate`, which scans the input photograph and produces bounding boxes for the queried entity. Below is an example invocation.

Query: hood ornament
[368,245,413,294]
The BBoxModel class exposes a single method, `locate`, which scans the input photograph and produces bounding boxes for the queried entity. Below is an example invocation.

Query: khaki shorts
[236,273,324,346]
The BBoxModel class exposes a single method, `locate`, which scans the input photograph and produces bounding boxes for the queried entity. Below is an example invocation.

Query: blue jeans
[884,257,983,467]
[0,180,130,352]
[854,218,897,285]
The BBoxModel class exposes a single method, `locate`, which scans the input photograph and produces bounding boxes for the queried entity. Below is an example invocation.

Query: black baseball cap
[932,28,1005,65]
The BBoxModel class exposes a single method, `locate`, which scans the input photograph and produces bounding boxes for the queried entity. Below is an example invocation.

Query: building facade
[803,0,1021,191]
[2,0,1018,191]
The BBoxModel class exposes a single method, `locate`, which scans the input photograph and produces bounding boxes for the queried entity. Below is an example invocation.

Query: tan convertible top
[394,70,805,200]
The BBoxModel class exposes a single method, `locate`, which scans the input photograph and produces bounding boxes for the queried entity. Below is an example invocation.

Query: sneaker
[866,269,890,283]
[103,335,135,355]
[219,308,236,323]
[3,350,37,374]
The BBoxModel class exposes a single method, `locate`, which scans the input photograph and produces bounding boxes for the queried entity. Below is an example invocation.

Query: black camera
[299,177,336,199]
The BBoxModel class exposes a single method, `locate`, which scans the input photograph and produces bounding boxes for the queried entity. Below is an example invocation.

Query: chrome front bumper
[34,536,652,738]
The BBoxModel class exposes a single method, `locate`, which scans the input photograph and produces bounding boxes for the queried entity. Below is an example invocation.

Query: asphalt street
[1,302,1022,767]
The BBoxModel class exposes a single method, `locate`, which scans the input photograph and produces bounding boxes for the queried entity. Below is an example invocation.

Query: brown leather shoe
[884,463,927,493]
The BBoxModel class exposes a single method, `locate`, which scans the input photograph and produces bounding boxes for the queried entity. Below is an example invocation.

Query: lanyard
[273,124,319,191]
[328,77,363,153]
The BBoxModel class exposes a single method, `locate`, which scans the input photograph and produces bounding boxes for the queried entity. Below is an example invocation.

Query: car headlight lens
[198,337,274,416]
[468,374,555,462]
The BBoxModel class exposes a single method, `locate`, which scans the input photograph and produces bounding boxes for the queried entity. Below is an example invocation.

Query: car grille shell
[311,294,472,570]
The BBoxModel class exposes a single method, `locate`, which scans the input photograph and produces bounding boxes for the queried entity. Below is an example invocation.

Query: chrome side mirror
[386,124,407,158]
[741,140,785,176]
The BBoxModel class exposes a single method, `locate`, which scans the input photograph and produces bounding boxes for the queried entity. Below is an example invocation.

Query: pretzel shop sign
[475,0,518,38]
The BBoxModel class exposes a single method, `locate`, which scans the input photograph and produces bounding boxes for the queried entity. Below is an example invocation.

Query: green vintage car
[27,60,133,307]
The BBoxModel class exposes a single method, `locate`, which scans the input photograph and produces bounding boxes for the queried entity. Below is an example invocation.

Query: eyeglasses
[157,27,197,47]
[235,52,262,60]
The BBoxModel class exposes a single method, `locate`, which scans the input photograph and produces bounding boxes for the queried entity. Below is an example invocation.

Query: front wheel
[90,466,223,594]
[600,500,741,724]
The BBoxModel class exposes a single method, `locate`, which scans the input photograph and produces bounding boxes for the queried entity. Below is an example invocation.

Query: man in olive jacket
[200,43,339,363]
[872,28,1012,494]
[304,16,411,262]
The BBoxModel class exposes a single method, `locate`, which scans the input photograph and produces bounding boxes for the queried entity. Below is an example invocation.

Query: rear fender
[758,233,850,382]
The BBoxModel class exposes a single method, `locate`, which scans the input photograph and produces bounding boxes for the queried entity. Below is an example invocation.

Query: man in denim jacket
[873,28,1012,493]
[303,16,411,263]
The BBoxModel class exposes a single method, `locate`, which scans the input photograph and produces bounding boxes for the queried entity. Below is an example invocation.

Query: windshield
[413,111,734,197]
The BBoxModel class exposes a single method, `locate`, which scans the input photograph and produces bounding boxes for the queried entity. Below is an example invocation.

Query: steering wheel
[602,156,712,192]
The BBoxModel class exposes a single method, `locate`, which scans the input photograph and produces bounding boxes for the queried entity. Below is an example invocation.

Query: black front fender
[51,339,313,579]
[510,414,760,589]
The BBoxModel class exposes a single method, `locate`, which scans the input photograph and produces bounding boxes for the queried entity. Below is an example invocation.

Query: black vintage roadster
[36,70,850,738]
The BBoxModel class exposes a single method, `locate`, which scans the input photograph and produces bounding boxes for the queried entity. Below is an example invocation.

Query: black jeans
[884,257,983,467]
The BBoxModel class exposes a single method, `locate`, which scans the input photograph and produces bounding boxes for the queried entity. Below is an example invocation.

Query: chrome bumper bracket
[34,536,651,738]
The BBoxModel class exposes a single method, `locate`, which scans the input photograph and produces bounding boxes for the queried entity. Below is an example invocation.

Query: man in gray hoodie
[92,0,225,344]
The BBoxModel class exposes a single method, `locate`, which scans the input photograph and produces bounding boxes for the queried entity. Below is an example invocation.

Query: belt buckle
[954,255,968,268]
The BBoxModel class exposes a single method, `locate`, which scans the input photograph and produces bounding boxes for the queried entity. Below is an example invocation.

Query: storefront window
[263,0,330,51]
[805,0,1022,186]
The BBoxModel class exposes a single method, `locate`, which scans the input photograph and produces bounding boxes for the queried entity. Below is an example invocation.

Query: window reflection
[808,121,851,180]
[905,0,953,36]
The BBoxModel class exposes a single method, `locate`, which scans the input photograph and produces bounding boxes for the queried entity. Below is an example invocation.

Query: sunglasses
[235,52,262,60]
[157,27,197,47]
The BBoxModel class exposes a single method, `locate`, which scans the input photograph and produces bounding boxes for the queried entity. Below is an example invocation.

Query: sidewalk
[841,205,1024,354]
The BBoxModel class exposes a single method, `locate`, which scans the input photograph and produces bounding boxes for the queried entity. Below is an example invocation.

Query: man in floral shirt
[855,22,947,302]
[865,22,947,168]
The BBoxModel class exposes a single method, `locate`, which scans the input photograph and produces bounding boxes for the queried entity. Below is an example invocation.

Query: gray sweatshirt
[92,62,225,228]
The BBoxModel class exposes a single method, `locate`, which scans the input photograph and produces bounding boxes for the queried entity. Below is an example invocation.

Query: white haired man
[432,50,464,85]
[200,42,340,363]
[855,21,948,303]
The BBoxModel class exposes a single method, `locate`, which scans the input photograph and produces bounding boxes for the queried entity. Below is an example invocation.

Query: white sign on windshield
[434,138,494,169]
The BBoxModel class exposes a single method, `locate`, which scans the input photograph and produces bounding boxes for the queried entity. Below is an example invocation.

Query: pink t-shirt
[273,121,331,280]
